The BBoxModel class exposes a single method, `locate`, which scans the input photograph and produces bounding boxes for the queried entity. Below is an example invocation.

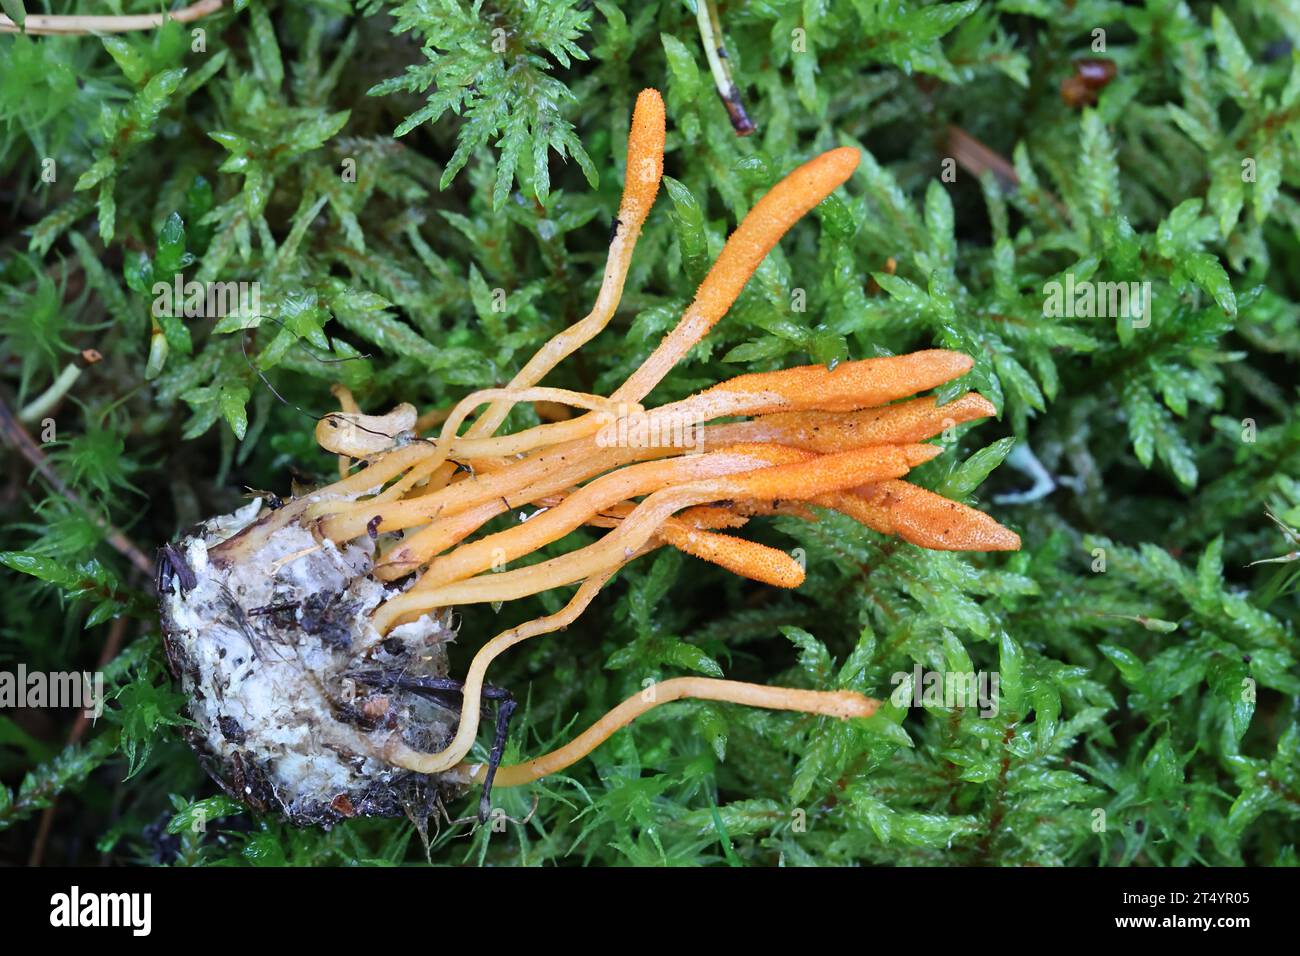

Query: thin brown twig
[946,124,1069,218]
[1,0,224,35]
[28,615,131,866]
[0,394,153,577]
[946,124,1020,192]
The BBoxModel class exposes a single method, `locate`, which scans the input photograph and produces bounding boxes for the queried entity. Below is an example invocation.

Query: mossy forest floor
[1,0,1298,866]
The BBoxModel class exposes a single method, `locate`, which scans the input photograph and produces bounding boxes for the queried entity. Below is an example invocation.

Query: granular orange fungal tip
[751,392,998,452]
[704,148,861,317]
[620,88,667,229]
[719,443,937,502]
[659,524,806,588]
[705,351,976,414]
[832,480,1021,552]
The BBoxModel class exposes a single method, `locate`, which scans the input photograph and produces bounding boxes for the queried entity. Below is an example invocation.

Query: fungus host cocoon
[159,499,470,826]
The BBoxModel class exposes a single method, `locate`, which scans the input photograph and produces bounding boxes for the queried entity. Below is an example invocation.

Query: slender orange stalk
[467,678,879,787]
[741,392,996,452]
[370,442,938,633]
[405,444,813,594]
[701,351,975,414]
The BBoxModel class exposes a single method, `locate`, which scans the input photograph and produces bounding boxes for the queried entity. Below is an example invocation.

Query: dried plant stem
[29,615,131,866]
[18,363,82,424]
[1,0,224,35]
[694,0,756,135]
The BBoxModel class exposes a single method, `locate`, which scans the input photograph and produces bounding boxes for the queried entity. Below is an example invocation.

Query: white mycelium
[160,499,465,823]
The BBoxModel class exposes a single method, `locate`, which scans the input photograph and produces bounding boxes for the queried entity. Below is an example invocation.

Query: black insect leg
[156,543,196,595]
[478,693,518,824]
[346,670,518,822]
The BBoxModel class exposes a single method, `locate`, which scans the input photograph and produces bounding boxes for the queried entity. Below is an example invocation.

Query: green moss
[1,0,1297,866]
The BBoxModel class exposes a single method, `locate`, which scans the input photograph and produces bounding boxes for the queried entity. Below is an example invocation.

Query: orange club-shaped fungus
[158,88,1019,826]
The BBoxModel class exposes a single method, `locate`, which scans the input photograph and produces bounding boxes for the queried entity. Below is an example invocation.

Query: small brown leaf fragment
[1061,59,1117,107]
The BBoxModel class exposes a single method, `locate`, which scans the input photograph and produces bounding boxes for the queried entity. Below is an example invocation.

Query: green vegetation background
[1,0,1298,866]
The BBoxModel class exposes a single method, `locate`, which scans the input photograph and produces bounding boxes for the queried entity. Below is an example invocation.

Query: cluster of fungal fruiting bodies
[159,89,1019,825]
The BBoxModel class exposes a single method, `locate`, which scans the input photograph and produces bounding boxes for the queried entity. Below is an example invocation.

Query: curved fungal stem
[329,385,361,478]
[318,430,679,544]
[370,443,938,631]
[312,356,980,548]
[383,566,633,774]
[299,144,865,486]
[210,442,435,565]
[379,386,634,501]
[468,678,879,787]
[404,444,812,594]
